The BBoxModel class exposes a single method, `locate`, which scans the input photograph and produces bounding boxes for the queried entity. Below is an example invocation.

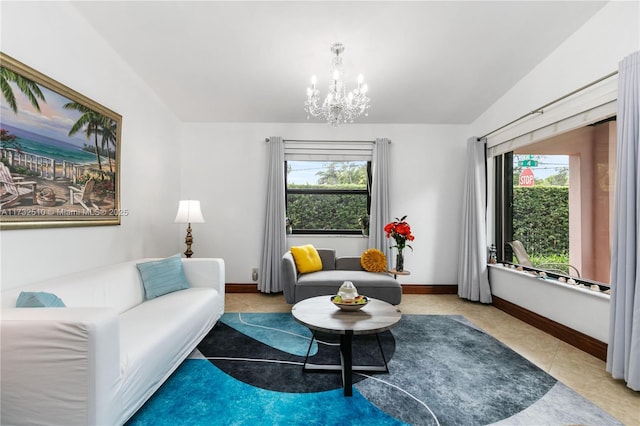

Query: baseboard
[401,284,458,294]
[226,283,261,293]
[225,283,458,294]
[491,296,608,361]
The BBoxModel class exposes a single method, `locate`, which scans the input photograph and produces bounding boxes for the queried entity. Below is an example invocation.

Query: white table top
[291,296,402,335]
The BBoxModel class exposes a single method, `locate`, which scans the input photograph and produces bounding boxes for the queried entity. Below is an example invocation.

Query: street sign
[518,159,538,167]
[519,168,535,187]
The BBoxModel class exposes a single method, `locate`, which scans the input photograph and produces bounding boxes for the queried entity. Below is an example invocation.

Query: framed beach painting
[0,52,123,229]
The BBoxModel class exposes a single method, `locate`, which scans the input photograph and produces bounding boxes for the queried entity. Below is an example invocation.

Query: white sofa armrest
[1,308,121,426]
[182,258,225,295]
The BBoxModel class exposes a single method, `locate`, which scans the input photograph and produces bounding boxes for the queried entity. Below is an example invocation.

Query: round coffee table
[291,296,402,396]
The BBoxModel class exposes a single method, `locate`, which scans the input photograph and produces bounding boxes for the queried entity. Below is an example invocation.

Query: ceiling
[71,1,607,124]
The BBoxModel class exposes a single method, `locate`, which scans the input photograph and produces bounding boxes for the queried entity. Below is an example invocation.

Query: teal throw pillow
[16,291,66,307]
[137,254,190,300]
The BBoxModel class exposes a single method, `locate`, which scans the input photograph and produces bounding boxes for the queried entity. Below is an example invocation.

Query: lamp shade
[174,200,205,224]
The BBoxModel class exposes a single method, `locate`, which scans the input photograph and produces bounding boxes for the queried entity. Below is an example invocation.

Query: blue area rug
[127,313,621,425]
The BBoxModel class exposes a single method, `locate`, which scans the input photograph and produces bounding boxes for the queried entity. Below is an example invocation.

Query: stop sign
[519,168,535,187]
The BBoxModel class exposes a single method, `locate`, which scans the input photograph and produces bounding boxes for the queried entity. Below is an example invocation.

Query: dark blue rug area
[127,313,621,426]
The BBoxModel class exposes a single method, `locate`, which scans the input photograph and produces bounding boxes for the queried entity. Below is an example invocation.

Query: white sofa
[0,257,225,426]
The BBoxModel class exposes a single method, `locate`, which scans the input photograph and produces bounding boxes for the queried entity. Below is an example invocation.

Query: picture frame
[0,52,123,229]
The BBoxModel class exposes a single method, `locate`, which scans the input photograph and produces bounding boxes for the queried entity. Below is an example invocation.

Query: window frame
[285,160,372,235]
[493,152,513,262]
[493,138,613,288]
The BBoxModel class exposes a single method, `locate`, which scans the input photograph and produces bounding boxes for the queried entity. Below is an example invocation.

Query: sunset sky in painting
[0,81,88,147]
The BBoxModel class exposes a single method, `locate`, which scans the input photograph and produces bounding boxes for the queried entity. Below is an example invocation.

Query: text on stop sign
[519,168,535,187]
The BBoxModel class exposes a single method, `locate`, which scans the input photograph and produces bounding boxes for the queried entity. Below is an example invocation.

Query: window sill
[488,263,610,343]
[488,263,610,298]
[287,234,367,239]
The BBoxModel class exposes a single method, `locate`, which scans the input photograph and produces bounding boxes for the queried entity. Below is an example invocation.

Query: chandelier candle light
[384,215,415,272]
[305,43,370,126]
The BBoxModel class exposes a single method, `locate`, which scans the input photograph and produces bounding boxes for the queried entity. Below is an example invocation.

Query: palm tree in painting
[0,66,46,113]
[99,118,117,173]
[64,101,106,171]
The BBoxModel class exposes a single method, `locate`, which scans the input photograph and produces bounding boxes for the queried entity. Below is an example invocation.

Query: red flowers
[384,215,415,251]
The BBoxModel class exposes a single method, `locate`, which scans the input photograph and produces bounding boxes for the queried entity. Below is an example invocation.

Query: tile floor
[225,293,639,425]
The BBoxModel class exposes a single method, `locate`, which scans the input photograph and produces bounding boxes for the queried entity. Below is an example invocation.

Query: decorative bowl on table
[331,295,369,311]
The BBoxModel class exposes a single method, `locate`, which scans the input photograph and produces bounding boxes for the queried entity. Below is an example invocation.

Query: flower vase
[395,250,404,272]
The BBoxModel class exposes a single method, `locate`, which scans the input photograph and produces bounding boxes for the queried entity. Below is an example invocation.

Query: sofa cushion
[316,249,337,271]
[1,260,146,313]
[119,287,220,413]
[290,245,323,273]
[297,270,398,288]
[136,254,190,299]
[296,270,402,305]
[16,291,65,307]
[360,248,388,272]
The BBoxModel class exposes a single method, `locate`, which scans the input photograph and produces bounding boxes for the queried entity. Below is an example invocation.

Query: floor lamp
[174,200,205,258]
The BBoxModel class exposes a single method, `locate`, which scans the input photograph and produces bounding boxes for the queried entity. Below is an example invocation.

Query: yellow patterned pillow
[290,244,323,274]
[361,248,387,272]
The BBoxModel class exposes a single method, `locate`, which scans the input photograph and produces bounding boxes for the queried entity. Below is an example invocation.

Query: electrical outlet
[251,267,258,281]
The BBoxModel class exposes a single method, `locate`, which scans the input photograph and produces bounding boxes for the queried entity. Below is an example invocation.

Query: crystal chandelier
[304,43,370,126]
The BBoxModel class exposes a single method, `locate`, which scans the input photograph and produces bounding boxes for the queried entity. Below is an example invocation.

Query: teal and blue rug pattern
[127,313,621,426]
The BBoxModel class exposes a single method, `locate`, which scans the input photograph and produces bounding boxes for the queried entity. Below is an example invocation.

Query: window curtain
[259,136,286,293]
[368,138,391,267]
[457,137,492,303]
[607,51,640,391]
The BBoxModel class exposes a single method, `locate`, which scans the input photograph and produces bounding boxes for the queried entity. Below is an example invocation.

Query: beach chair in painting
[0,162,37,208]
[69,179,99,212]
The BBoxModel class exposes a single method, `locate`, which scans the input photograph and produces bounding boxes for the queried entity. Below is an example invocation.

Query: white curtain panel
[607,51,640,391]
[368,138,392,268]
[259,137,286,293]
[457,137,492,303]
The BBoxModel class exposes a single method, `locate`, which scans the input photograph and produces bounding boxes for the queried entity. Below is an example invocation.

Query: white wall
[471,1,640,137]
[0,3,469,290]
[0,2,182,289]
[489,265,610,342]
[465,2,639,256]
[6,3,630,291]
[478,0,638,250]
[179,123,468,285]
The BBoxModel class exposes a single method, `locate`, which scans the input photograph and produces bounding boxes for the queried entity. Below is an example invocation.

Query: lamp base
[184,223,194,258]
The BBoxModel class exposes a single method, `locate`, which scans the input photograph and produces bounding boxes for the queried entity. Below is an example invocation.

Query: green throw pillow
[16,291,66,307]
[137,254,190,300]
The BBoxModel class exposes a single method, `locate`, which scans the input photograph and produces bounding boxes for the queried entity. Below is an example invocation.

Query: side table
[388,269,410,279]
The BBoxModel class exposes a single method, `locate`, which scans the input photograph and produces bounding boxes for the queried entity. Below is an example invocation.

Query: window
[285,160,371,234]
[494,119,616,284]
